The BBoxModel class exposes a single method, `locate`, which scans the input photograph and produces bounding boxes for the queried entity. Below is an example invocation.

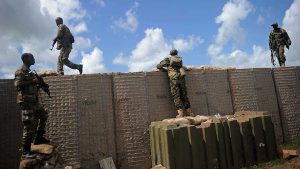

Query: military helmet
[55,17,63,25]
[170,49,178,56]
[271,22,278,27]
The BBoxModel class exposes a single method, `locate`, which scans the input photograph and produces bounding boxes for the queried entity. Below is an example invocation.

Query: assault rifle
[32,70,51,98]
[50,37,59,51]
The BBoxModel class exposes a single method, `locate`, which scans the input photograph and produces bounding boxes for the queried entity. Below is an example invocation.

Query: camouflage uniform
[14,65,48,152]
[269,27,291,66]
[55,24,80,75]
[157,56,191,110]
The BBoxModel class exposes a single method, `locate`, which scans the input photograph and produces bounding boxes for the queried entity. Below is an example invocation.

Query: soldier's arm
[54,25,64,41]
[268,32,273,50]
[156,57,170,70]
[284,30,292,46]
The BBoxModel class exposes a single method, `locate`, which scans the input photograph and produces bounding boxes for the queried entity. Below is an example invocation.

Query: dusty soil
[269,156,300,169]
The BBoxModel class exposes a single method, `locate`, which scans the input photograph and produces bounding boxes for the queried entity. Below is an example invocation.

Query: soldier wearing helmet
[269,22,292,67]
[156,49,194,117]
[52,17,83,75]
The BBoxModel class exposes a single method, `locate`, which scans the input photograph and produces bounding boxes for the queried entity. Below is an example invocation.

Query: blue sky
[0,0,299,78]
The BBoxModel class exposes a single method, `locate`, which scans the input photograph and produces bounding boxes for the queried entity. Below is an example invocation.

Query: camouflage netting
[0,67,299,169]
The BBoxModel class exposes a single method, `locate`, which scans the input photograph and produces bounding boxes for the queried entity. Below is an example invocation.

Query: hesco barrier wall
[0,67,299,169]
[0,80,22,169]
[273,67,300,142]
[228,68,283,143]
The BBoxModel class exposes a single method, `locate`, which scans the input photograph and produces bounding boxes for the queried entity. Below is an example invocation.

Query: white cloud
[207,0,273,68]
[113,28,202,72]
[113,52,128,65]
[72,22,88,34]
[211,45,271,68]
[172,36,204,52]
[0,0,103,78]
[256,14,265,25]
[112,2,139,32]
[81,47,106,73]
[40,0,86,22]
[94,0,105,7]
[208,0,299,68]
[283,0,300,66]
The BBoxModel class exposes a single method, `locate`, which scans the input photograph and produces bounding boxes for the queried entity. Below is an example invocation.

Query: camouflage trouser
[275,45,286,66]
[57,47,80,75]
[169,78,191,110]
[20,102,48,150]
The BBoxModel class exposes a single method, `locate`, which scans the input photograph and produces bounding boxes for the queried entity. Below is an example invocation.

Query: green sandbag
[160,124,176,169]
[239,120,256,167]
[172,126,192,169]
[188,125,206,169]
[214,122,227,169]
[227,120,244,169]
[201,122,219,169]
[261,116,278,161]
[250,117,268,163]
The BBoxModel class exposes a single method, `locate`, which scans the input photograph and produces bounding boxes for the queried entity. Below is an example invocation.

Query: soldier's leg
[61,47,81,70]
[178,79,191,109]
[20,103,38,155]
[179,79,194,116]
[57,50,64,75]
[170,80,183,109]
[278,45,286,67]
[170,80,184,117]
[34,105,49,144]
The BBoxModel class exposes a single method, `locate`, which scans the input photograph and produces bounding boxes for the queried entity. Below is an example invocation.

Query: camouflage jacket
[55,24,73,49]
[14,65,38,103]
[156,55,183,80]
[269,28,291,50]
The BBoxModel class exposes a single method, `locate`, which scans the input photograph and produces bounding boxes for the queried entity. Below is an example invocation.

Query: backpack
[169,55,182,68]
[69,33,75,43]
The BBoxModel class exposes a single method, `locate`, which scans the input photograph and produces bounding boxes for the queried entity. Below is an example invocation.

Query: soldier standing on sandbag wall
[15,53,50,159]
[51,17,83,75]
[156,49,194,118]
[269,22,292,67]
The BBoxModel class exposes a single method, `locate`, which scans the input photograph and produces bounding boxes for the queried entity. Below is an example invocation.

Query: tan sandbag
[162,118,190,125]
[31,144,54,155]
[186,65,235,70]
[151,164,166,169]
[185,115,210,125]
[282,149,299,159]
[36,70,58,77]
[99,157,116,169]
[19,159,38,169]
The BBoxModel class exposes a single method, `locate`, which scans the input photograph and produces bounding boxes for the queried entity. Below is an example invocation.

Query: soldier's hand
[32,78,40,84]
[287,45,290,50]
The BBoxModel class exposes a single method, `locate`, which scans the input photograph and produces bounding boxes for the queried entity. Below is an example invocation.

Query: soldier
[15,53,50,159]
[269,22,292,67]
[156,49,194,117]
[52,17,83,75]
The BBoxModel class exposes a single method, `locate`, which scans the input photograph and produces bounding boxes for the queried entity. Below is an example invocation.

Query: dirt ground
[270,157,300,169]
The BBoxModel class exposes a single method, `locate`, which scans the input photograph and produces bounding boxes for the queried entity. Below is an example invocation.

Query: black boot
[34,130,50,145]
[22,142,36,159]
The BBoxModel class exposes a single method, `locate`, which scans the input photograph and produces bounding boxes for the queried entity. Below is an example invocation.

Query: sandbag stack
[150,111,278,169]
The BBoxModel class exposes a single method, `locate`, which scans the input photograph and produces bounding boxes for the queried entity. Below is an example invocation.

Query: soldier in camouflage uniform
[53,17,83,75]
[269,22,292,67]
[15,53,50,159]
[157,49,194,117]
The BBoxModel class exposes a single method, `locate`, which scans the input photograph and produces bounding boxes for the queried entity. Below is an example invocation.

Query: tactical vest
[15,69,39,103]
[58,24,74,48]
[270,29,286,46]
[169,55,183,68]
